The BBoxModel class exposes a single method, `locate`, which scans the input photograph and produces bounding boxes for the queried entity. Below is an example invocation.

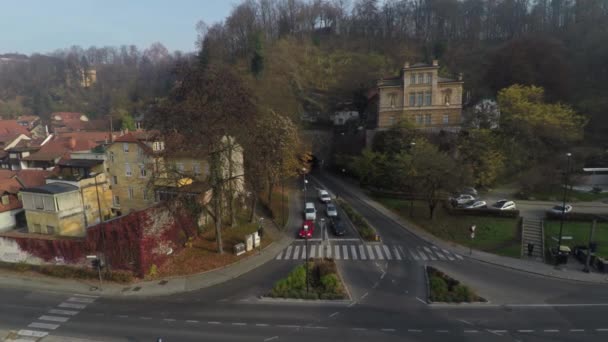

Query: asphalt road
[2,171,608,341]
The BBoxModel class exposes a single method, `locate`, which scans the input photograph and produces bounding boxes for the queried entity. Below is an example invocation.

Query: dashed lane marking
[232,322,247,326]
[28,322,59,330]
[67,296,96,303]
[381,328,396,332]
[517,330,534,333]
[39,315,69,323]
[17,330,49,338]
[59,302,86,310]
[329,312,339,318]
[48,309,78,316]
[408,329,422,333]
[207,321,221,324]
[464,330,479,333]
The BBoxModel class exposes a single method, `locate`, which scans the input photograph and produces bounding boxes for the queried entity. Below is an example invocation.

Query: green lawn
[544,221,608,258]
[375,197,521,258]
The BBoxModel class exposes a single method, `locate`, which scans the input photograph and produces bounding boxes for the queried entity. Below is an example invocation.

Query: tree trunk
[210,149,224,254]
[214,189,223,254]
[249,194,258,223]
[267,178,274,207]
[227,138,237,228]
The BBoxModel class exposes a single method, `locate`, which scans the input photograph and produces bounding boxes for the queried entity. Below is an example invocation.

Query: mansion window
[176,163,185,173]
[417,92,424,107]
[193,163,202,176]
[409,93,415,107]
[424,91,432,106]
[112,175,118,185]
[113,195,120,206]
[416,114,423,125]
[410,74,416,85]
[417,74,424,84]
[389,93,397,107]
[426,73,432,84]
[128,186,134,199]
[389,115,396,126]
[424,114,432,125]
[139,164,147,178]
[443,114,449,124]
[125,163,132,177]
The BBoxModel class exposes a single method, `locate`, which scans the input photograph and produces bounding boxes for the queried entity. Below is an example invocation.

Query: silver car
[492,200,516,210]
[326,203,338,217]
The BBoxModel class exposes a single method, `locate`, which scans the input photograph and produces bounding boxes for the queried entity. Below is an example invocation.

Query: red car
[299,220,315,238]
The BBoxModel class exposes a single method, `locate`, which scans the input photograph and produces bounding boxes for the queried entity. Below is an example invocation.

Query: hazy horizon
[0,0,235,55]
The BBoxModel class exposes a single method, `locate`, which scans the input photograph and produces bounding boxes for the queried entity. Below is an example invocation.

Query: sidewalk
[0,198,296,297]
[320,172,608,284]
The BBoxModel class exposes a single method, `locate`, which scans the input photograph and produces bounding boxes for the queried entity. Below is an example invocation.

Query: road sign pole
[469,225,476,255]
[584,220,596,273]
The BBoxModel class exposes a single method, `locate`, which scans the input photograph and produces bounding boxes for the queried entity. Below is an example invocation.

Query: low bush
[337,199,378,241]
[268,258,347,300]
[427,266,485,303]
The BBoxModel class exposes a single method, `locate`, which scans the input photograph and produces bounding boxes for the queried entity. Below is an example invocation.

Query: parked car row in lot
[450,189,517,211]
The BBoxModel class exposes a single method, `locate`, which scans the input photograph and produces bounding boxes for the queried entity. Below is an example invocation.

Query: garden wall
[0,203,195,277]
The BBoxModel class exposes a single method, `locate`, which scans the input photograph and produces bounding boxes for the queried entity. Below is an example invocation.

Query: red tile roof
[0,120,29,136]
[16,170,51,188]
[0,193,22,212]
[22,135,102,161]
[52,112,87,121]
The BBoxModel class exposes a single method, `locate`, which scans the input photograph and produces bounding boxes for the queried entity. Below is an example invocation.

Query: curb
[256,296,353,305]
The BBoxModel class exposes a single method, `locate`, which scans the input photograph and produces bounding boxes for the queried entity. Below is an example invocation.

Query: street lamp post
[303,168,308,203]
[303,224,309,293]
[556,152,572,266]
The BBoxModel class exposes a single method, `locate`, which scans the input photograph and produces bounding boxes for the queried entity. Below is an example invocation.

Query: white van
[304,202,316,220]
[318,189,331,203]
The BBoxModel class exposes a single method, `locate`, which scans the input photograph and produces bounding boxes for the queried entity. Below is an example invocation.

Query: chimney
[458,73,463,81]
[45,125,49,136]
[403,61,410,69]
[68,137,76,149]
[432,59,439,67]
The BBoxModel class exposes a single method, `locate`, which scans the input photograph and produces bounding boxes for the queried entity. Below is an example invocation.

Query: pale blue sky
[0,0,236,55]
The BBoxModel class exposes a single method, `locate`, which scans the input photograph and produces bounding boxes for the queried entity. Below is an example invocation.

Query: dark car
[330,217,346,236]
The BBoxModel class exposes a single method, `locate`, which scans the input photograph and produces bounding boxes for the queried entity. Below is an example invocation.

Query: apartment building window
[409,93,415,107]
[109,151,114,162]
[424,114,432,125]
[176,163,185,173]
[46,226,55,235]
[416,114,423,125]
[128,186,134,199]
[193,163,201,176]
[389,115,396,126]
[417,92,424,107]
[123,143,129,153]
[410,74,416,85]
[425,91,432,106]
[113,195,120,206]
[137,146,143,158]
[112,175,118,185]
[139,164,147,178]
[33,224,41,233]
[417,74,424,84]
[1,195,8,205]
[143,189,149,200]
[426,73,432,84]
[443,114,449,124]
[125,163,132,177]
[34,196,44,210]
[389,93,397,107]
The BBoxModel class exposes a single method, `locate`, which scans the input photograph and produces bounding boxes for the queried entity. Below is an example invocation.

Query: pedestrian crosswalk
[275,243,464,262]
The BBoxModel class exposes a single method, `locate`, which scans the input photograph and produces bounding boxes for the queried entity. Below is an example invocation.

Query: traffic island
[426,266,486,304]
[267,258,348,300]
[336,199,380,242]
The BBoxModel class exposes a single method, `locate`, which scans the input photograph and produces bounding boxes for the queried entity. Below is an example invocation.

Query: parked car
[318,189,331,203]
[299,220,315,238]
[461,187,478,197]
[549,204,573,215]
[450,194,476,206]
[463,200,487,209]
[326,203,338,217]
[304,202,316,220]
[492,200,516,210]
[330,216,346,236]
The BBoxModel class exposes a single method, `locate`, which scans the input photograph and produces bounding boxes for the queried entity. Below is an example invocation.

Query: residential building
[20,183,85,237]
[0,178,25,232]
[376,60,464,132]
[16,115,41,130]
[50,112,106,133]
[20,134,102,170]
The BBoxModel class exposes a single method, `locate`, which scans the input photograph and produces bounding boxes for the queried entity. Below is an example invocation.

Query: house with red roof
[0,169,51,232]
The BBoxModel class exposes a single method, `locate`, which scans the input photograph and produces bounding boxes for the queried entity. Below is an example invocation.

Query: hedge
[427,266,485,303]
[268,258,347,300]
[444,202,520,218]
[545,211,608,222]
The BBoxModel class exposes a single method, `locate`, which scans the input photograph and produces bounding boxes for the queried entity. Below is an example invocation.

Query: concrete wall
[0,237,44,264]
[0,209,21,232]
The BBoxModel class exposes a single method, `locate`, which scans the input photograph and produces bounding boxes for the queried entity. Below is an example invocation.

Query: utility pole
[93,173,110,272]
[556,153,572,266]
[304,224,309,294]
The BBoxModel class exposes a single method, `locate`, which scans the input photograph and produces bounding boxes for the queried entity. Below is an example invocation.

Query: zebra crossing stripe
[275,251,283,260]
[367,245,375,260]
[393,246,402,260]
[398,245,408,260]
[325,244,332,258]
[432,247,447,260]
[285,245,293,259]
[310,245,317,258]
[417,248,428,261]
[455,253,464,260]
[293,246,300,260]
[441,248,455,261]
[342,245,349,260]
[301,246,308,259]
[424,246,437,260]
[334,245,341,260]
[375,245,384,260]
[318,244,324,258]
[359,245,367,260]
[351,245,358,260]
[383,245,392,260]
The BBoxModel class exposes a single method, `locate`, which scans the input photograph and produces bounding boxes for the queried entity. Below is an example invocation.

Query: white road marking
[275,250,283,260]
[543,329,559,333]
[232,322,247,326]
[367,245,375,260]
[596,328,608,332]
[458,320,474,326]
[207,321,221,324]
[278,325,300,328]
[360,292,369,300]
[352,327,367,331]
[393,246,402,260]
[570,329,584,332]
[39,315,69,323]
[67,296,95,303]
[442,248,456,261]
[139,317,152,320]
[351,245,358,260]
[417,248,428,261]
[292,246,300,260]
[264,336,279,342]
[305,326,328,329]
[464,330,479,333]
[383,245,392,260]
[359,245,367,260]
[517,330,534,333]
[118,315,129,318]
[73,294,99,298]
[256,323,269,327]
[380,271,386,280]
[164,318,176,322]
[432,247,447,260]
[329,312,339,318]
[381,328,396,332]
[186,320,199,323]
[343,245,349,260]
[301,245,308,259]
[59,302,86,309]
[408,329,422,333]
[310,245,317,258]
[436,330,449,333]
[28,322,59,330]
[284,245,293,259]
[48,309,78,316]
[455,253,464,260]
[325,244,331,258]
[375,245,384,260]
[424,246,437,260]
[18,330,49,338]
[416,297,427,304]
[409,249,420,260]
[334,245,341,260]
